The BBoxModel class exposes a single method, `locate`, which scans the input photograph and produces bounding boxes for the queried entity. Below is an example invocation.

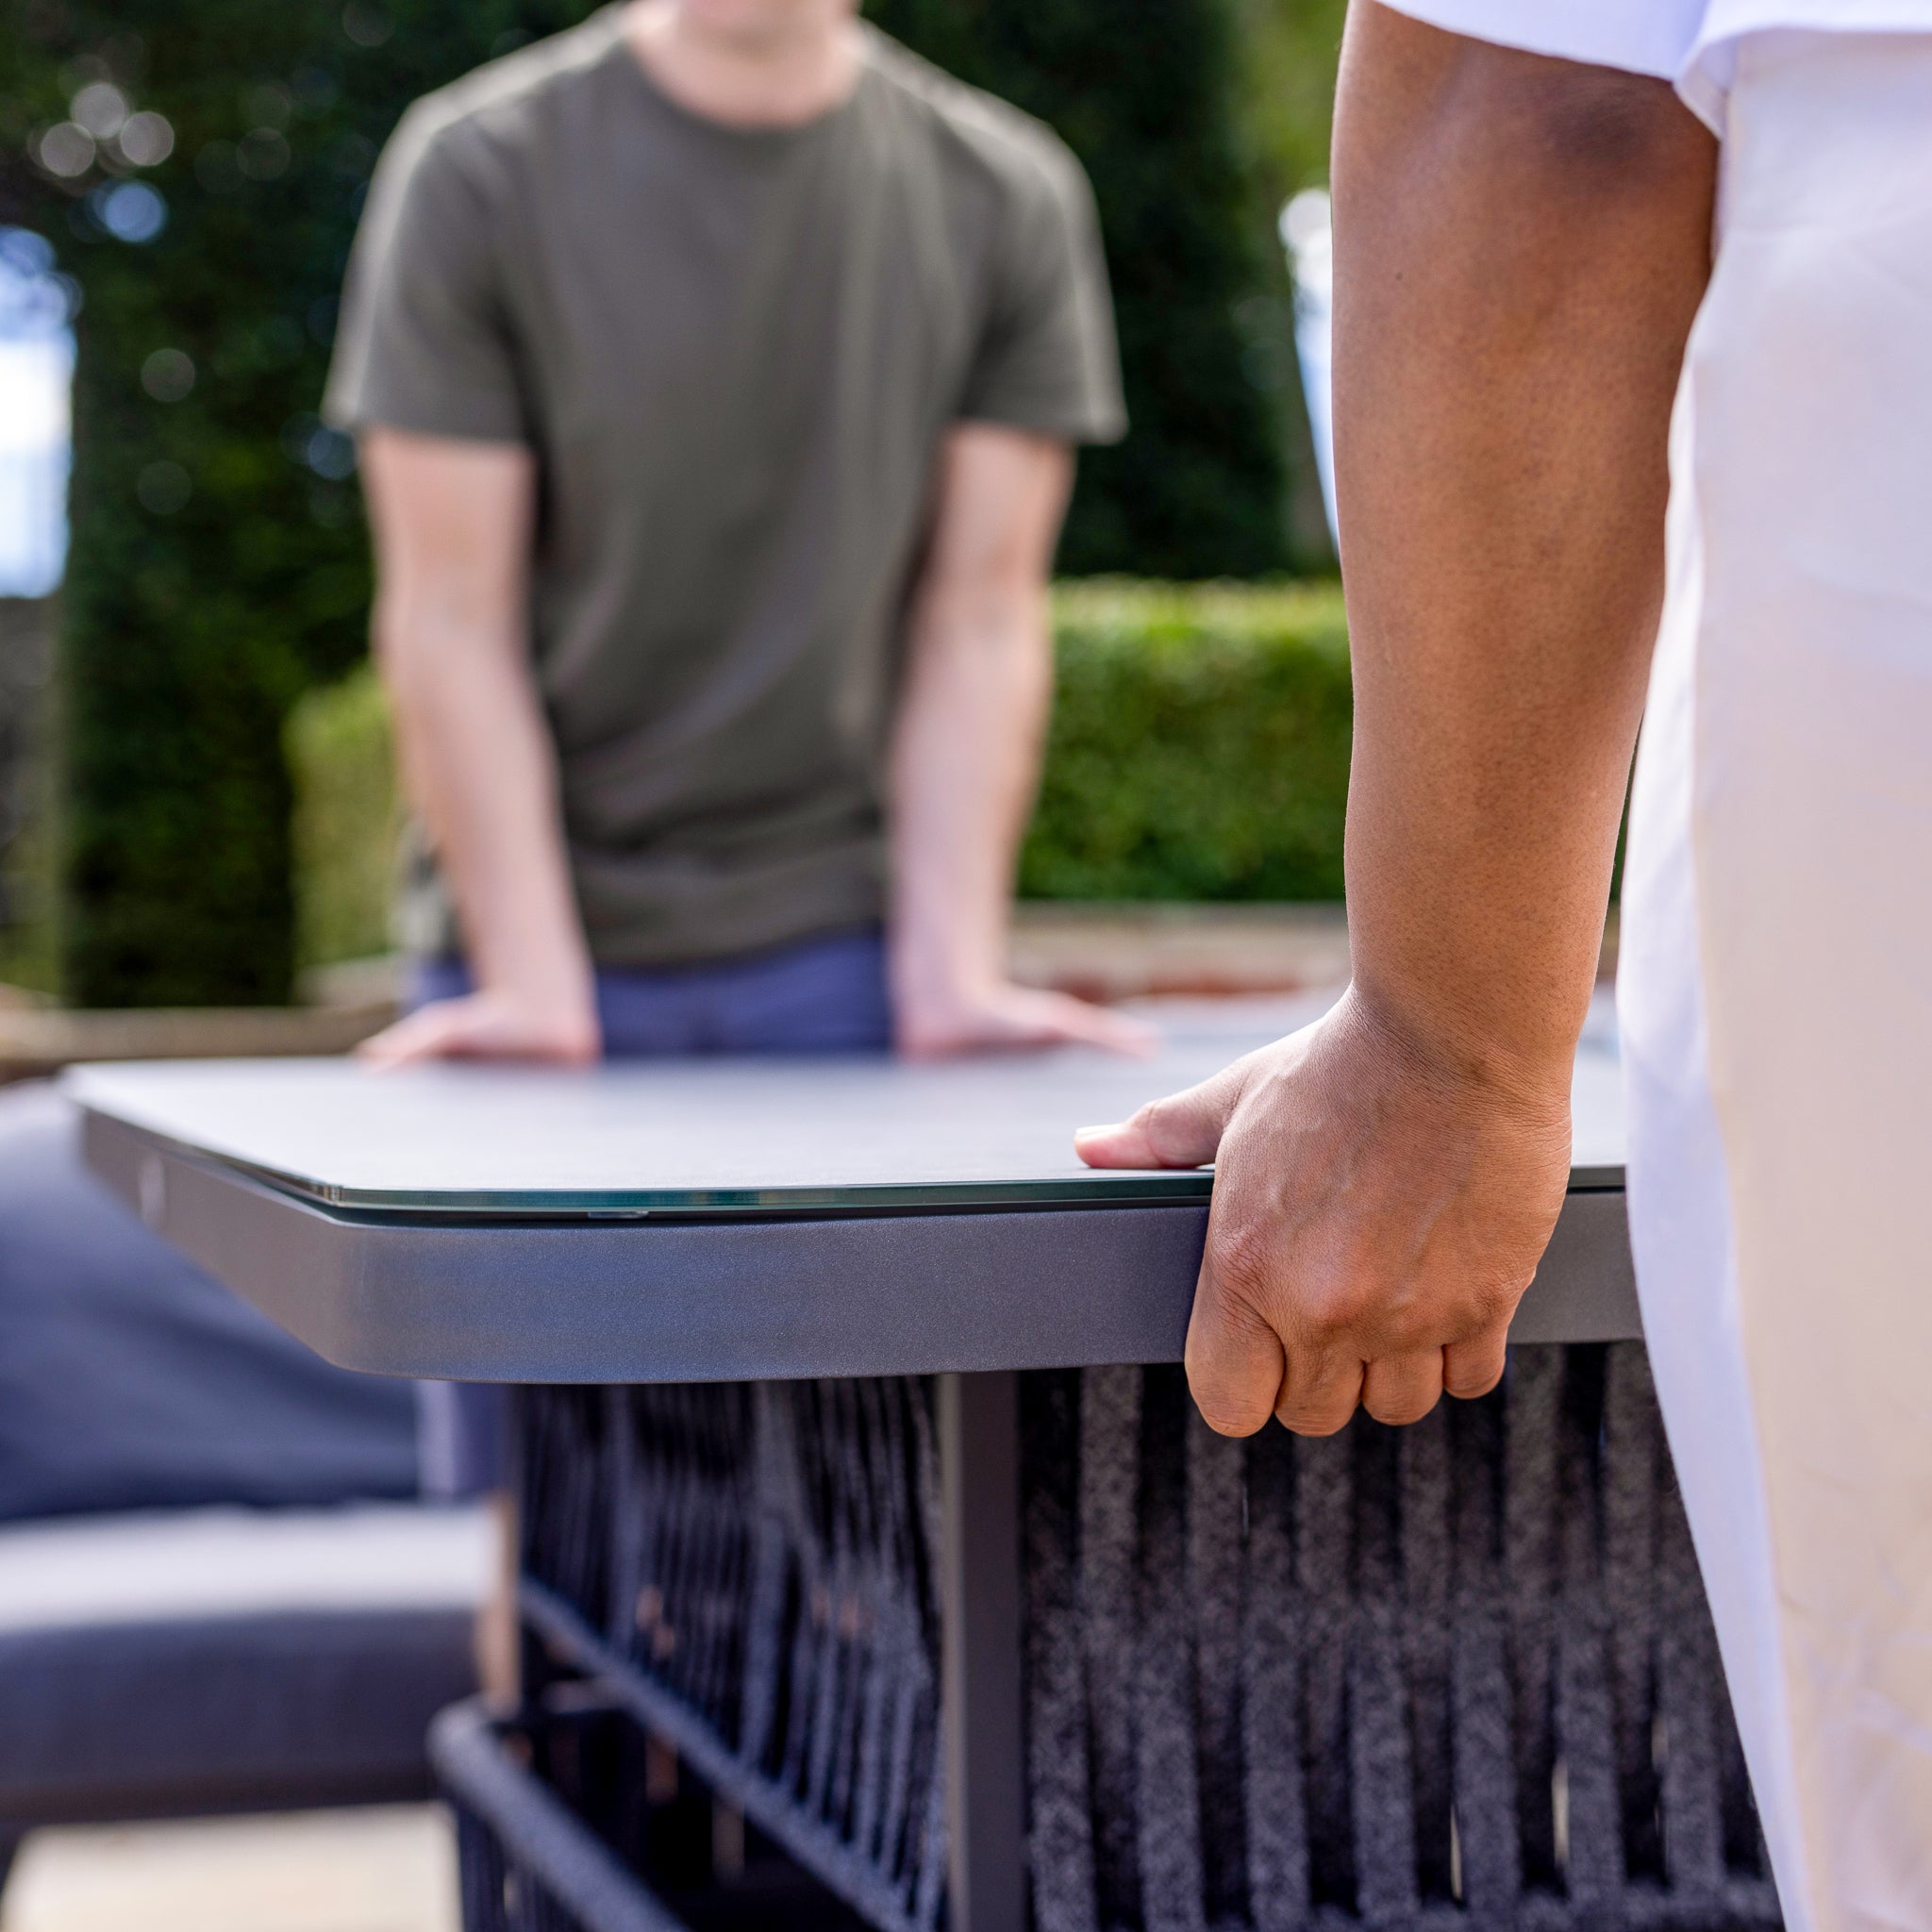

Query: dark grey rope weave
[521,1379,947,1932]
[512,1344,1781,1932]
[431,1699,692,1932]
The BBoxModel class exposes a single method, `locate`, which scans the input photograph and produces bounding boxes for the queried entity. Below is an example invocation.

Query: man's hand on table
[894,976,1158,1060]
[358,430,604,1074]
[357,973,1155,1064]
[886,427,1160,1064]
[357,985,601,1069]
[1074,985,1573,1436]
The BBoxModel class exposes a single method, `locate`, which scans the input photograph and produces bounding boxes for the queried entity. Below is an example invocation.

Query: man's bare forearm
[888,569,1055,1010]
[358,430,596,1062]
[887,423,1151,1057]
[376,593,590,1009]
[1334,2,1717,1089]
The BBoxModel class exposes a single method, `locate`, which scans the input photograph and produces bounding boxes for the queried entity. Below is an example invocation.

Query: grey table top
[67,1000,1624,1218]
[69,995,1638,1381]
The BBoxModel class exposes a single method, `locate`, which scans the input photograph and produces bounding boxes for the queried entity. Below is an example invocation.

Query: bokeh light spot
[70,81,129,140]
[94,181,168,244]
[142,347,196,403]
[35,123,96,180]
[242,83,294,132]
[342,2,394,48]
[306,425,357,481]
[118,110,175,168]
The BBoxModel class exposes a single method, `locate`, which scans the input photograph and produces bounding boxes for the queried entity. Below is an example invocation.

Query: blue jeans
[409,926,892,1058]
[413,927,891,1497]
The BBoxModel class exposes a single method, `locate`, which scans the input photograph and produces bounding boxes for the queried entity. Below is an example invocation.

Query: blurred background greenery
[0,0,1348,1008]
[290,582,1353,973]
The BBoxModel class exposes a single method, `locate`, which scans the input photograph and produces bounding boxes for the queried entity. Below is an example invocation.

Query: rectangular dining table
[69,1001,1774,1932]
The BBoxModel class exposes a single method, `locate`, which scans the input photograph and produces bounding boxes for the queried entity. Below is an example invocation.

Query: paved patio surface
[2,1806,458,1932]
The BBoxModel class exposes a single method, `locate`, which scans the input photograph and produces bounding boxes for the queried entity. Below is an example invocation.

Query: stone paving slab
[1,1805,458,1932]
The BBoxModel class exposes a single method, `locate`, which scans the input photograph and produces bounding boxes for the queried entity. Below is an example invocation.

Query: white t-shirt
[1376,0,1932,125]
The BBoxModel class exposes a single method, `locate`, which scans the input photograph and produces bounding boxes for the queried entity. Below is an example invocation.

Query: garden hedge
[1021,579,1350,904]
[289,579,1353,972]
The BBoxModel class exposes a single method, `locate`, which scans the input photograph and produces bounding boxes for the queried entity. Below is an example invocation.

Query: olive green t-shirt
[325,10,1124,967]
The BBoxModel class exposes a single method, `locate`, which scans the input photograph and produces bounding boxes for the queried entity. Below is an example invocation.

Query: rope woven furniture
[502,1358,1774,1932]
[68,1003,1778,1930]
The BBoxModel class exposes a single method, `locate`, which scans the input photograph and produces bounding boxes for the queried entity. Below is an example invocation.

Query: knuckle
[1192,1397,1266,1440]
[1184,1304,1281,1440]
[1373,1300,1432,1354]
[1304,1271,1381,1342]
[1468,1274,1524,1327]
[1207,1218,1278,1307]
[1125,1097,1174,1150]
[1364,1389,1440,1427]
[1276,1402,1354,1439]
[1141,1102,1205,1166]
[1444,1354,1506,1401]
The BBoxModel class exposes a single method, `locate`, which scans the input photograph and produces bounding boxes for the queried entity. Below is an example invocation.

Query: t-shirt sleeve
[323,106,529,442]
[1371,0,1706,80]
[956,138,1127,447]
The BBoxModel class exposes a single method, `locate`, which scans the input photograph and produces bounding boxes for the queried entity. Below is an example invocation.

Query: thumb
[1074,1063,1244,1170]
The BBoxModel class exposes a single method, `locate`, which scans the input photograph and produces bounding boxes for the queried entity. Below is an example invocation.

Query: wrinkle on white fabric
[1622,31,1932,1932]
[1620,371,1815,1930]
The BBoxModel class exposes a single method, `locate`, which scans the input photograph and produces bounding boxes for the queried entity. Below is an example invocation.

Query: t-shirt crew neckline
[596,5,872,149]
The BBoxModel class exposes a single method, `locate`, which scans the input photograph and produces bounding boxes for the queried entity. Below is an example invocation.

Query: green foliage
[287,581,1355,968]
[3,0,1325,1004]
[1021,579,1350,902]
[1227,0,1349,569]
[287,657,399,971]
[867,0,1293,579]
[1,0,596,1004]
[0,594,59,991]
[1230,0,1349,209]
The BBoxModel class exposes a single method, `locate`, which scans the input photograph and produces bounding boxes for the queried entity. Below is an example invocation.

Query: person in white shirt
[1079,7,1932,1924]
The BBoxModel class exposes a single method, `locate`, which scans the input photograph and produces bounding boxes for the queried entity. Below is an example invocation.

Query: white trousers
[1619,30,1932,1931]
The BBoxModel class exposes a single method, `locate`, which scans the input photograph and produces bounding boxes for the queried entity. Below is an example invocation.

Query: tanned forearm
[1334,2,1717,1090]
[1076,9,1716,1437]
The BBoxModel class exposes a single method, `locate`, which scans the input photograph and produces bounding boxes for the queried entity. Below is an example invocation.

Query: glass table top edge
[93,1108,1625,1224]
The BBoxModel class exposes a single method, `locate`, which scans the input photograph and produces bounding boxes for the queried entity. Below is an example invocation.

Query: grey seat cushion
[0,1083,416,1523]
[0,1503,491,1824]
[0,1609,476,1823]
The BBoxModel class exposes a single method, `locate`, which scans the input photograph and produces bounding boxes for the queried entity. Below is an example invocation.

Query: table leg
[939,1370,1026,1932]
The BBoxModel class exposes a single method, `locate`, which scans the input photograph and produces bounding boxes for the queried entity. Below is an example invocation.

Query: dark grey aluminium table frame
[77,1105,1635,1386]
[73,1043,1638,1932]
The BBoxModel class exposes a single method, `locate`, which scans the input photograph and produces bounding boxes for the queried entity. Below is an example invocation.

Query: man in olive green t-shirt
[325,0,1146,1069]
